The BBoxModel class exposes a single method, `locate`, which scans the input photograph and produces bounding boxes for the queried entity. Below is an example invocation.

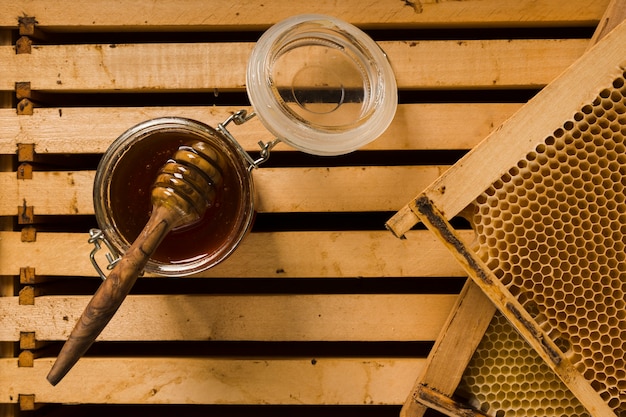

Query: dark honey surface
[108,131,248,265]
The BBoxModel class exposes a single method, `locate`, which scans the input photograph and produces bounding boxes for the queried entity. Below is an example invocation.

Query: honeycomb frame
[388,22,626,417]
[467,69,623,402]
[398,65,626,417]
[450,68,626,417]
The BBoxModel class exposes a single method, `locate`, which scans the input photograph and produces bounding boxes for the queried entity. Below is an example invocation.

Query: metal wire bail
[217,109,281,170]
[88,228,121,280]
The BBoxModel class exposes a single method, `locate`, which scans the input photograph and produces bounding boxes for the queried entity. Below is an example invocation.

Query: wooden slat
[0,0,608,30]
[0,230,471,278]
[0,293,458,342]
[0,103,523,154]
[385,39,585,89]
[0,39,586,92]
[412,384,489,417]
[0,357,424,405]
[588,0,626,46]
[253,166,449,213]
[2,171,93,215]
[400,281,495,417]
[0,358,423,405]
[0,166,447,215]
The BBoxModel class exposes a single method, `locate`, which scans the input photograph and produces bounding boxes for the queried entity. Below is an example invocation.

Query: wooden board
[399,281,495,417]
[0,0,608,30]
[0,40,586,91]
[0,103,523,153]
[0,294,458,342]
[0,230,472,278]
[0,357,424,405]
[0,166,446,216]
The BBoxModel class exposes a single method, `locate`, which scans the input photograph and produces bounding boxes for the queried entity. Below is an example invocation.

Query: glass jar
[91,14,396,277]
[92,117,255,276]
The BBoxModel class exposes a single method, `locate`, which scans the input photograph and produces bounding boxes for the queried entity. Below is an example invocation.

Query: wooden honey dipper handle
[47,141,224,386]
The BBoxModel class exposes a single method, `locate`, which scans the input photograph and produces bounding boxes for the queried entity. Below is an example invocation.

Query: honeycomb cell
[458,313,590,417]
[457,72,626,415]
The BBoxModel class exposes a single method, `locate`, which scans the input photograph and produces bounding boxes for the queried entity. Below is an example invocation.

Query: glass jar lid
[246,14,397,156]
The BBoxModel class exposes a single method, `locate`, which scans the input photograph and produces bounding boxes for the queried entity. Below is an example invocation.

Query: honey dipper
[47,141,224,386]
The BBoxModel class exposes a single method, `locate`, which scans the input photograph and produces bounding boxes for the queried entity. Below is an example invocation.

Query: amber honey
[95,118,254,275]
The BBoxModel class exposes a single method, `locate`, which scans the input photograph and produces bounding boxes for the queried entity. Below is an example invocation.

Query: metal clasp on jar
[217,109,281,170]
[88,228,121,280]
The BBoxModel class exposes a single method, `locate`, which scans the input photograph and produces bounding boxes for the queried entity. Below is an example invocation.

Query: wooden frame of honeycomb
[388,18,626,417]
[460,71,626,415]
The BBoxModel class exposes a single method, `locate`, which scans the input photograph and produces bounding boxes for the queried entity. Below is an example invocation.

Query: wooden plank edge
[588,0,626,47]
[412,385,489,417]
